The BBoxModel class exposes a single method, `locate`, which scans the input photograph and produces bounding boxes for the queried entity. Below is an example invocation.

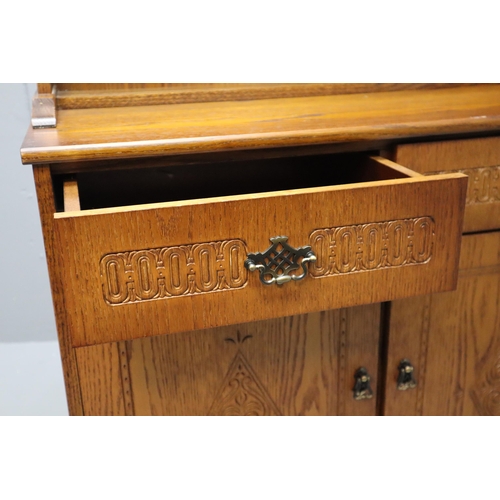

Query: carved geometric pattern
[416,295,432,416]
[434,166,500,205]
[224,330,253,346]
[337,310,348,415]
[470,353,500,416]
[462,166,500,204]
[208,350,281,416]
[309,216,435,278]
[117,341,135,416]
[100,239,248,305]
[432,166,500,205]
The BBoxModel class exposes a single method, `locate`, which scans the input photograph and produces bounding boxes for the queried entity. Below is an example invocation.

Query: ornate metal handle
[353,367,374,400]
[397,359,417,390]
[244,236,317,286]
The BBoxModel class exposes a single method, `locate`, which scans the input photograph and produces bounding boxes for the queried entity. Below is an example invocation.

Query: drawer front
[54,166,466,347]
[395,136,500,233]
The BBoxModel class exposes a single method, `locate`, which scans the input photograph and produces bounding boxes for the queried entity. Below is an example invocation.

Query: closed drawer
[53,153,467,347]
[395,136,500,233]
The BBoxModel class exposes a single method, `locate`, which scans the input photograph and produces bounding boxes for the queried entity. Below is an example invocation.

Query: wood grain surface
[75,305,381,416]
[21,85,500,165]
[27,85,497,417]
[62,179,80,212]
[47,141,397,175]
[53,83,474,110]
[53,158,466,347]
[32,166,84,415]
[75,342,128,416]
[384,231,500,415]
[395,136,500,233]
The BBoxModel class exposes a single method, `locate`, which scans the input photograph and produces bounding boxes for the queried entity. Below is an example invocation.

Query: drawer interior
[55,153,418,212]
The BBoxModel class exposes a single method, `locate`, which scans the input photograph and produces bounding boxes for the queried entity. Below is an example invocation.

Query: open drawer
[53,153,467,347]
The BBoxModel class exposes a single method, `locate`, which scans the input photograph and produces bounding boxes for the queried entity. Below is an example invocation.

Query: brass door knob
[353,367,374,400]
[397,359,417,390]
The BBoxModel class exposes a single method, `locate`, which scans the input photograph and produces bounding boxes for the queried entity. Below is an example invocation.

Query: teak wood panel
[53,168,466,347]
[32,166,84,415]
[75,306,381,416]
[383,232,500,416]
[21,85,500,165]
[53,84,474,110]
[75,342,131,416]
[395,136,500,233]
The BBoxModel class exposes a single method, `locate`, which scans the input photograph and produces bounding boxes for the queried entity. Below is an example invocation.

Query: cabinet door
[76,306,381,416]
[383,232,500,415]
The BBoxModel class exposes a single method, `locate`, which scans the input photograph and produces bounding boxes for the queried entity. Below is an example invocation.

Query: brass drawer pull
[397,359,417,390]
[353,367,374,400]
[244,236,317,286]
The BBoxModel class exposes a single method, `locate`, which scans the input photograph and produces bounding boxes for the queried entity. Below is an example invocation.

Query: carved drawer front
[53,154,467,347]
[395,136,500,233]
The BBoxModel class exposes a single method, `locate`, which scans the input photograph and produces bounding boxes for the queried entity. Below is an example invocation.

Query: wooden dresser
[21,83,500,416]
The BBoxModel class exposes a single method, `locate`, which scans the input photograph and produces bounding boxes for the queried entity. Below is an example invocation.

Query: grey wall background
[0,83,57,343]
[0,83,66,415]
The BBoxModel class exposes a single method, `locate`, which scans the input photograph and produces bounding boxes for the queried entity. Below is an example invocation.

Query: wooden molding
[31,84,57,128]
[22,85,500,165]
[53,83,476,110]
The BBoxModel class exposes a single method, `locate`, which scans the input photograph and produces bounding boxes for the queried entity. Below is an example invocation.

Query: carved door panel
[76,305,381,415]
[383,232,500,415]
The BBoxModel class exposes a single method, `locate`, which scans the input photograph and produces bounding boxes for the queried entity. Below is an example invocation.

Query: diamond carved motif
[208,332,281,416]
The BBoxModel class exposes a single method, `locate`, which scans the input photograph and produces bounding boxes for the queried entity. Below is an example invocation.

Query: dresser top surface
[21,84,500,165]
